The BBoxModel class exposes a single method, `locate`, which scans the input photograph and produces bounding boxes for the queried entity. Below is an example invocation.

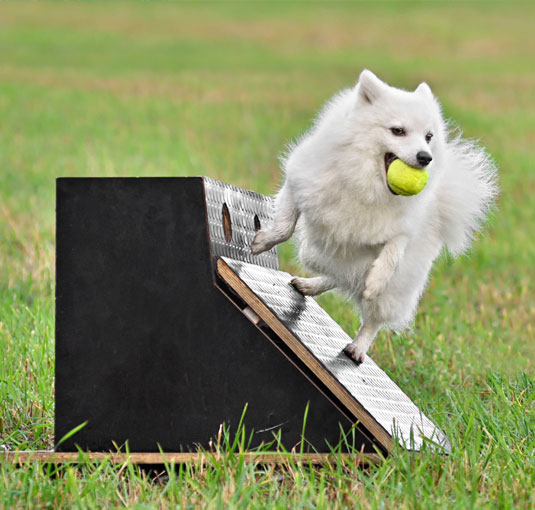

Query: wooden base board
[3,451,382,466]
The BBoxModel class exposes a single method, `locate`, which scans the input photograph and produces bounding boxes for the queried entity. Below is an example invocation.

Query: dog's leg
[363,235,408,301]
[251,183,299,255]
[343,321,382,364]
[291,275,335,296]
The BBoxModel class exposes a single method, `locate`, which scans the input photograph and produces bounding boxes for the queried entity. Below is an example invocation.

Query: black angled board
[55,177,378,453]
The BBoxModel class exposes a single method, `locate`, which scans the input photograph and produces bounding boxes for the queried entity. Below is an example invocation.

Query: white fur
[252,70,498,363]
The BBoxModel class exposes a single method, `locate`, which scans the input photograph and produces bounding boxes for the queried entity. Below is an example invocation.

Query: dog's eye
[425,132,433,143]
[390,127,406,136]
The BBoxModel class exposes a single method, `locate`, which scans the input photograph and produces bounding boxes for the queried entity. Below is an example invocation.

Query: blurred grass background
[0,2,534,508]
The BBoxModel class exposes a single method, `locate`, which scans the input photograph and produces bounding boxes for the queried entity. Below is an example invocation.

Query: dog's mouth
[384,152,399,195]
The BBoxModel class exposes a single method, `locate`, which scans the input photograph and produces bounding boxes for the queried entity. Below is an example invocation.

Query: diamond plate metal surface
[204,177,279,269]
[220,257,451,453]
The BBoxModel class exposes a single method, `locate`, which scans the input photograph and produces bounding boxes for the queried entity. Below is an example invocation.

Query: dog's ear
[415,82,433,99]
[357,69,385,104]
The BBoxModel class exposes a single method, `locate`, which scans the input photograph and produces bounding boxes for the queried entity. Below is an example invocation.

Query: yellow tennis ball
[387,159,429,196]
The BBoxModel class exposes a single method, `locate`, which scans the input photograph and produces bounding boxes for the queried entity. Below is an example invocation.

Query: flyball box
[54,177,450,456]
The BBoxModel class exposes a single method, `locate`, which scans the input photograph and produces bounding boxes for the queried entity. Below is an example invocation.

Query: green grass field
[1,2,534,508]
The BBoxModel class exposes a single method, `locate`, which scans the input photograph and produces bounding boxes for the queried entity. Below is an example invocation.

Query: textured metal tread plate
[220,257,451,453]
[204,177,279,269]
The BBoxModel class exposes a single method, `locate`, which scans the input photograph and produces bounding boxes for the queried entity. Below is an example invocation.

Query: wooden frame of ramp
[216,257,450,455]
[7,177,448,464]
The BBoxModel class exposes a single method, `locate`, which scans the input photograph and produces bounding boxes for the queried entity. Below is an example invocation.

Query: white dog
[251,70,497,364]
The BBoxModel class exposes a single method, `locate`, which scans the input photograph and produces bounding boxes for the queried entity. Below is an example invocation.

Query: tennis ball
[387,159,429,196]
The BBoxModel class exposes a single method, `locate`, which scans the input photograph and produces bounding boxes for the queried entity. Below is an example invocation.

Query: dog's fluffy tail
[439,129,499,256]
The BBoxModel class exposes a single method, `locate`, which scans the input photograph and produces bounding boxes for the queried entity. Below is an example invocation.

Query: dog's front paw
[343,343,366,365]
[291,277,313,296]
[251,231,275,255]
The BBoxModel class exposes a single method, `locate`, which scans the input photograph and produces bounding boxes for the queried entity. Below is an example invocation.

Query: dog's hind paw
[251,231,276,255]
[343,343,366,365]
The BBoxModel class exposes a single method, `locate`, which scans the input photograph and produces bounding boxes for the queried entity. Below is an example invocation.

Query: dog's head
[351,70,445,198]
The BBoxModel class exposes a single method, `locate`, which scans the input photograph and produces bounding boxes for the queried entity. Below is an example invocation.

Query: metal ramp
[207,177,450,454]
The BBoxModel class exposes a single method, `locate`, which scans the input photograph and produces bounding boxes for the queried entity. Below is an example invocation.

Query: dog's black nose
[416,151,433,167]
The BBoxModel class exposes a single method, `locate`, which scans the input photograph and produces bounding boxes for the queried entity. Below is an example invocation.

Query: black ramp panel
[56,177,372,453]
[219,257,451,453]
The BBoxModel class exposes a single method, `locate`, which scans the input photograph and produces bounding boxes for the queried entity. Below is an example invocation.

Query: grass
[0,1,534,508]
